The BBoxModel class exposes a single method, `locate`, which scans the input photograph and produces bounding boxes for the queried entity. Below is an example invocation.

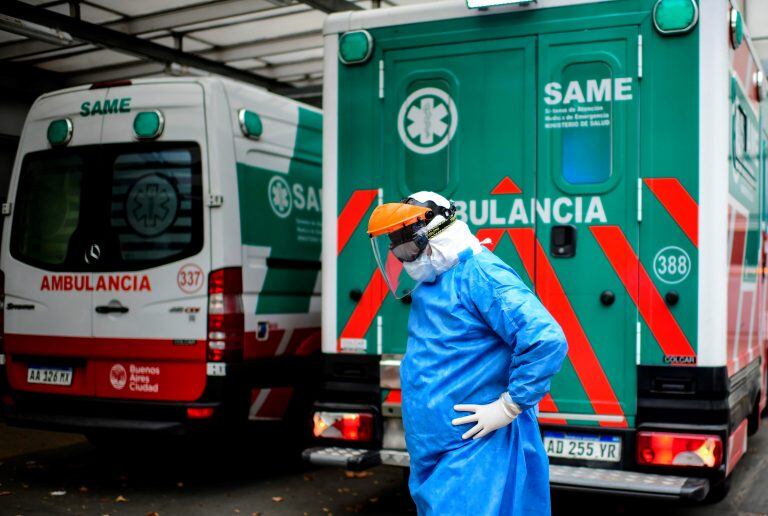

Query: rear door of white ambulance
[3,88,106,397]
[91,82,211,402]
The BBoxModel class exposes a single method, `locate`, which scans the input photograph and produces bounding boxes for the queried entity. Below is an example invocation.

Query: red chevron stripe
[590,226,696,359]
[644,178,698,247]
[337,189,378,255]
[475,228,506,251]
[538,393,567,425]
[508,228,627,428]
[338,268,388,351]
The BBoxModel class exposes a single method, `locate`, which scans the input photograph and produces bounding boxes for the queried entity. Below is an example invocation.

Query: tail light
[313,411,374,442]
[207,267,244,362]
[187,407,215,419]
[637,431,723,468]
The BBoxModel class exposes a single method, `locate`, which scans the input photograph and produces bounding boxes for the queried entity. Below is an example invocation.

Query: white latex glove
[452,392,521,440]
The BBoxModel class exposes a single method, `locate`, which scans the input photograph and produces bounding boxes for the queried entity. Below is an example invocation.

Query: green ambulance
[305,0,767,501]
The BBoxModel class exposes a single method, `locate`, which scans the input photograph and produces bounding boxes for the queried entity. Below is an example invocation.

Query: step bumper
[304,447,710,501]
[549,464,709,501]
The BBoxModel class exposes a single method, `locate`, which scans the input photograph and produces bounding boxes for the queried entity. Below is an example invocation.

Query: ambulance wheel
[748,394,761,436]
[703,477,731,504]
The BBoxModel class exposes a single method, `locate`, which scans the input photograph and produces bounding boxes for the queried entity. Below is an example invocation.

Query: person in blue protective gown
[366,191,568,516]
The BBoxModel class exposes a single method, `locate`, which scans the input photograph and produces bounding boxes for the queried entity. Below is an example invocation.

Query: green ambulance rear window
[11,142,203,271]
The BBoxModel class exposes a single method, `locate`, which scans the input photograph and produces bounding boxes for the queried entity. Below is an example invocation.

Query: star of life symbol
[397,87,458,155]
[268,175,292,218]
[126,174,178,237]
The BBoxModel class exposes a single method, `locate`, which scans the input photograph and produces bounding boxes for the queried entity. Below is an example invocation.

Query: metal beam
[0,0,279,60]
[63,33,324,85]
[256,58,324,80]
[0,0,288,91]
[201,33,323,63]
[298,0,362,13]
[64,61,166,85]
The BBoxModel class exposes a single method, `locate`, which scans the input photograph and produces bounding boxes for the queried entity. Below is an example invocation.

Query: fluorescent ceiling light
[0,13,74,46]
[466,0,536,9]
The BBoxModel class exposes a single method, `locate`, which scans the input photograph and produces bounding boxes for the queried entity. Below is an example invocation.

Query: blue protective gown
[401,248,567,516]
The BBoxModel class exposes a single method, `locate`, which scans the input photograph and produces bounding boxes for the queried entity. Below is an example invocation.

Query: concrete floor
[0,422,766,515]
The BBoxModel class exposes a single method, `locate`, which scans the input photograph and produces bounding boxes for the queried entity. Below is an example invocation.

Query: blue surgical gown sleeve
[460,255,568,410]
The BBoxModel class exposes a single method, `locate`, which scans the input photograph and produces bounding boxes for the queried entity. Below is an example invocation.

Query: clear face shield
[370,221,430,300]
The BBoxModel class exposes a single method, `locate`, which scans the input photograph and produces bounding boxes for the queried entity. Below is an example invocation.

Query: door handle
[95,305,129,314]
[550,225,577,257]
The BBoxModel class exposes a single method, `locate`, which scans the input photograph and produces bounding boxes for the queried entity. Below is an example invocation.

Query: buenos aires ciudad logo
[398,87,458,155]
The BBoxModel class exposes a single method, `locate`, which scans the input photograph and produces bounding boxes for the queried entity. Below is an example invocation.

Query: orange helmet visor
[367,203,431,237]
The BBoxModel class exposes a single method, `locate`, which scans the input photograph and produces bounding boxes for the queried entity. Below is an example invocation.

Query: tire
[748,393,761,436]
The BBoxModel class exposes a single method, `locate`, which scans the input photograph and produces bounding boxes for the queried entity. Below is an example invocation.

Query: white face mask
[403,248,438,283]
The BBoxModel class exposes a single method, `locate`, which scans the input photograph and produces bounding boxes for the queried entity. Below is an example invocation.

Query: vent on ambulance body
[207,267,244,362]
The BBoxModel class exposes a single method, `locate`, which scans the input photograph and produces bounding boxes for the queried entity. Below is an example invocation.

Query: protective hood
[403,217,483,283]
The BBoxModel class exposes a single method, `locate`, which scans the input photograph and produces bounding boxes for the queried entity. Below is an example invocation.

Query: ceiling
[0,0,437,103]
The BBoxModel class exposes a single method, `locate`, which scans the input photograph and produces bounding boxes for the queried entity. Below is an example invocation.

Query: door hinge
[1,202,11,215]
[207,194,223,207]
[637,178,643,222]
[638,34,643,80]
[378,60,385,99]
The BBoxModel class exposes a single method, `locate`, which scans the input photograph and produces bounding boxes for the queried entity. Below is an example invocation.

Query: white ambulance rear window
[11,142,203,271]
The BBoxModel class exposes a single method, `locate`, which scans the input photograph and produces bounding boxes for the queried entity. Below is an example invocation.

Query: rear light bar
[207,267,244,362]
[90,79,132,89]
[313,411,374,443]
[637,431,723,468]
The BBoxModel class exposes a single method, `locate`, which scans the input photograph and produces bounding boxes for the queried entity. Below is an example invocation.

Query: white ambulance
[0,77,322,438]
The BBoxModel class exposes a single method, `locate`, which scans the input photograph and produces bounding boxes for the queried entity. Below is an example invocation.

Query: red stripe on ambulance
[727,207,754,375]
[590,226,696,360]
[508,228,627,427]
[338,268,389,352]
[490,176,522,195]
[644,178,698,247]
[248,387,294,421]
[726,419,749,475]
[475,228,507,252]
[538,393,568,425]
[337,189,379,255]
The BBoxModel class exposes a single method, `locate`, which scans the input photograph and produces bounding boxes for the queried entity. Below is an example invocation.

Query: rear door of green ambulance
[380,36,537,355]
[536,27,639,429]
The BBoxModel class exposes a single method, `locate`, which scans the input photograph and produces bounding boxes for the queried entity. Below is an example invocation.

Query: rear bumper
[550,464,709,501]
[4,392,223,435]
[303,447,710,501]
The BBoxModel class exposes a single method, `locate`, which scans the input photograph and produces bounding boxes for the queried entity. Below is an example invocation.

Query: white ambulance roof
[32,76,319,114]
[324,0,616,35]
